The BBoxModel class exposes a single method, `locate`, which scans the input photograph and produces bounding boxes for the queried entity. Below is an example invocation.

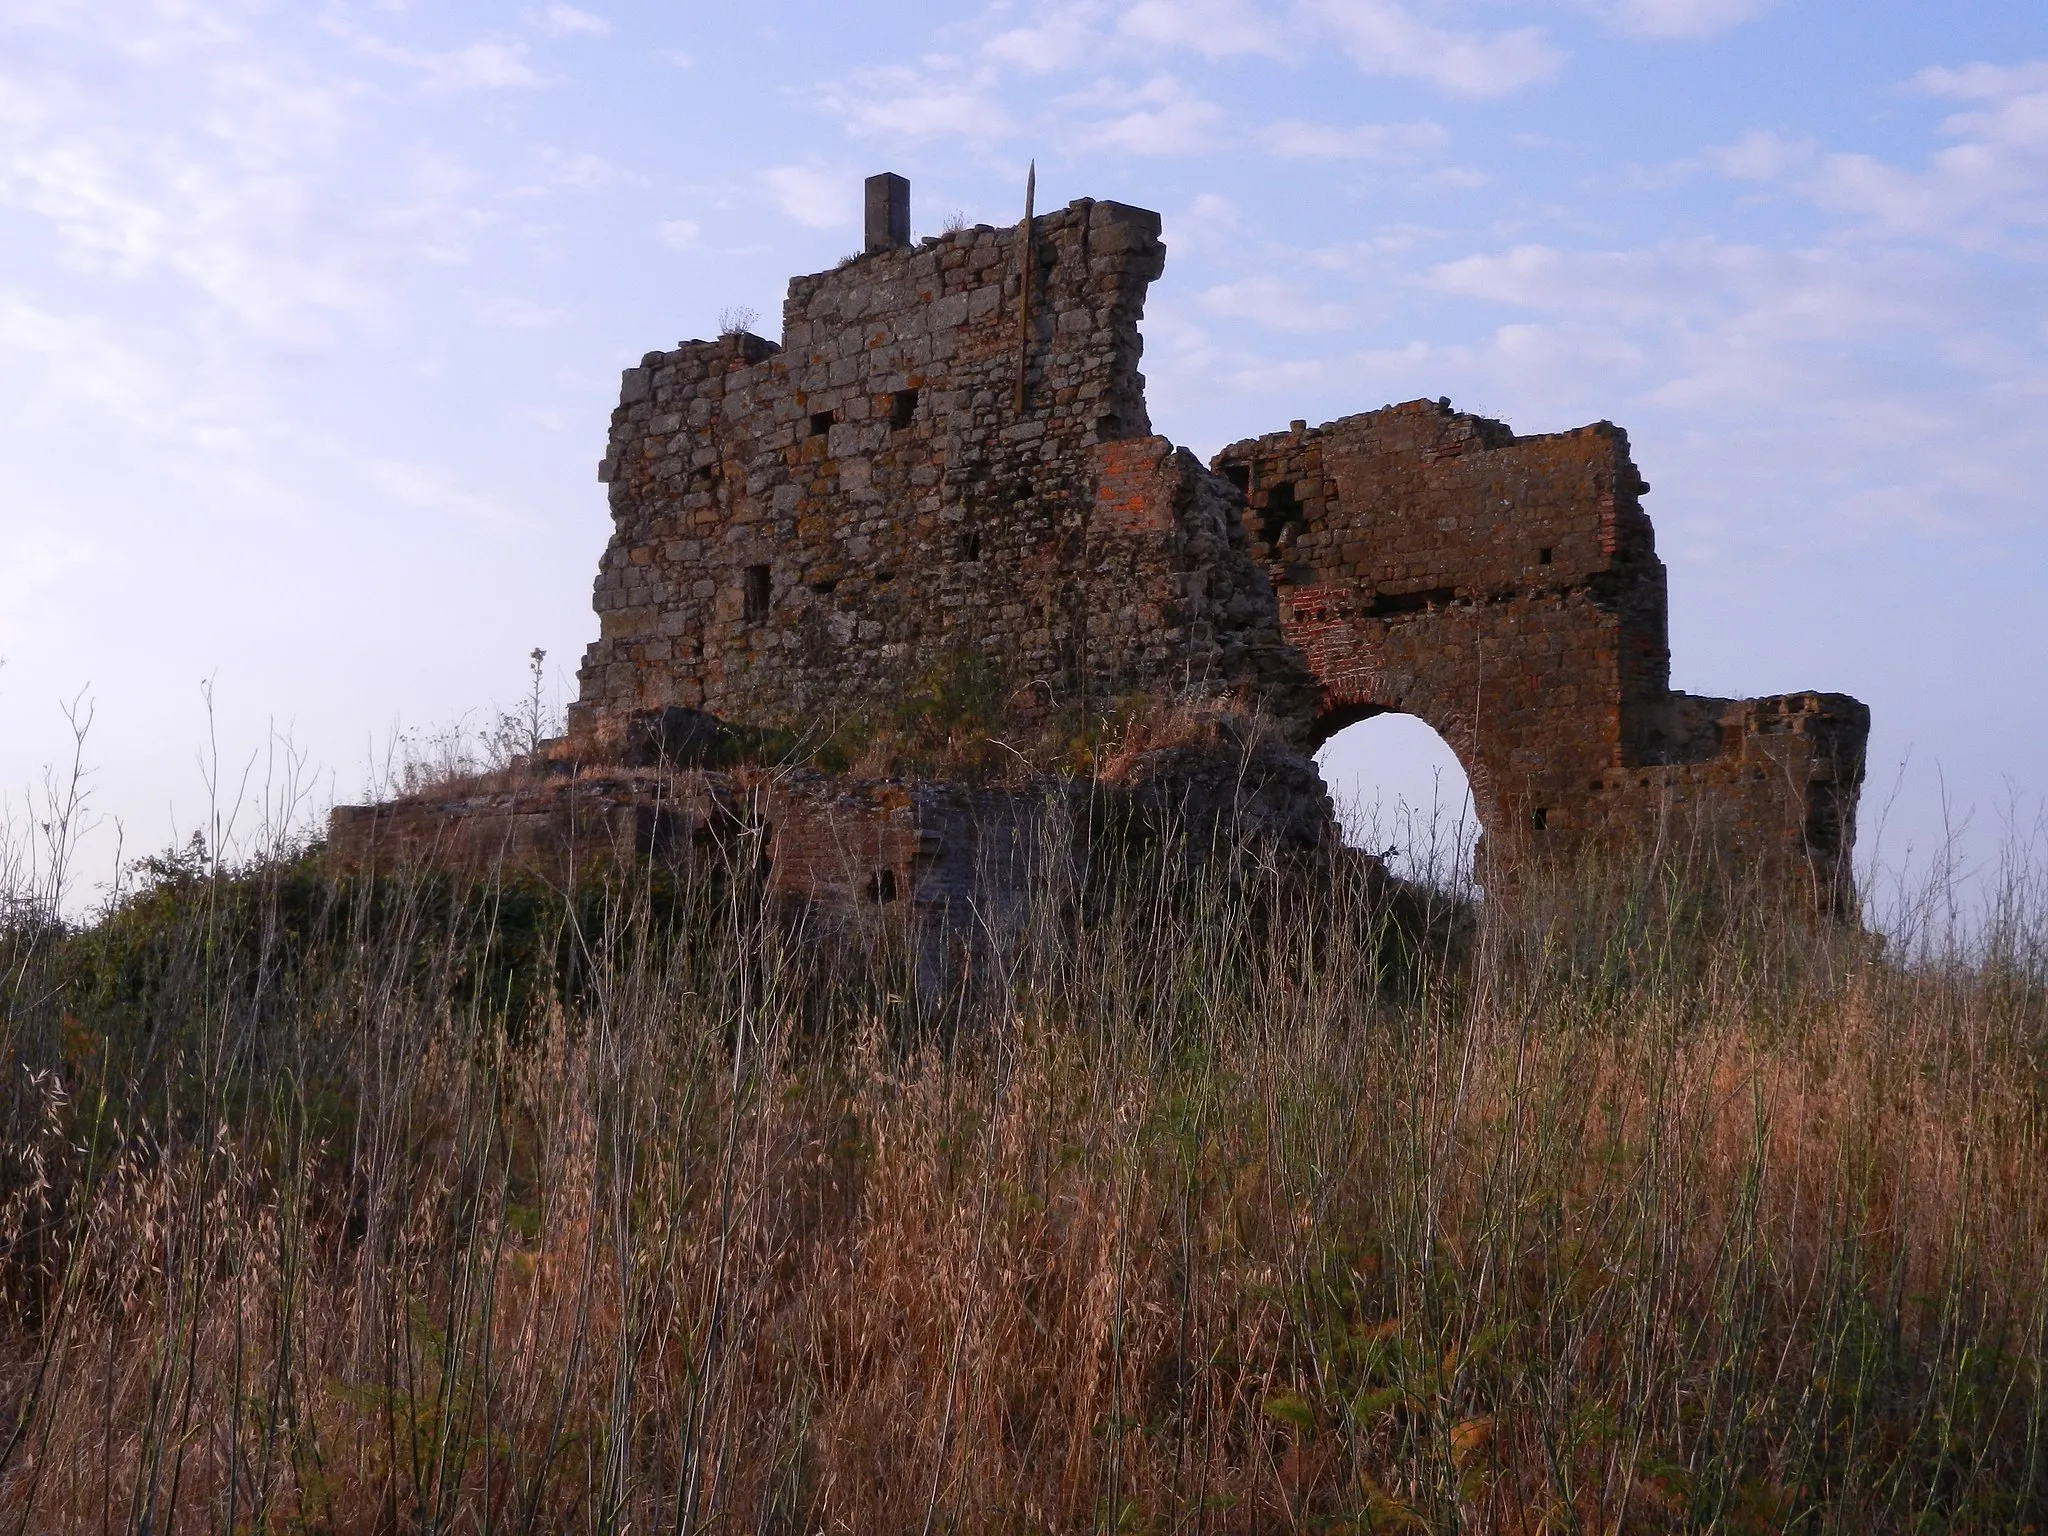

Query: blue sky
[1,0,2043,903]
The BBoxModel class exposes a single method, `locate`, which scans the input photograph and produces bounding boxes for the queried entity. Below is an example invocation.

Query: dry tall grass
[1,807,2044,1533]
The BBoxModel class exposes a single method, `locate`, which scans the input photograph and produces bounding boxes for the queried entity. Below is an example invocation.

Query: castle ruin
[331,173,1868,914]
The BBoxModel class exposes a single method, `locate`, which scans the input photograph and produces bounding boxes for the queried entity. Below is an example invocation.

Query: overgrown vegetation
[1,804,2045,1531]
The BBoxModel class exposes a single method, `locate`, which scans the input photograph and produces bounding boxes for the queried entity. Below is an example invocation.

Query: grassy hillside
[1,821,2044,1533]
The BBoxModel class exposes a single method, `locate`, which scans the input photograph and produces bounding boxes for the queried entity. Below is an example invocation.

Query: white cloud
[1802,64,2048,249]
[1069,74,1224,155]
[1259,118,1447,162]
[365,459,514,525]
[536,4,612,38]
[347,34,541,94]
[1305,0,1562,98]
[1116,0,1288,59]
[984,3,1108,72]
[1200,274,1350,332]
[1707,129,1814,181]
[531,148,642,191]
[658,218,701,249]
[763,164,854,229]
[819,60,1014,141]
[1427,239,1953,341]
[1581,0,1773,41]
[1912,60,2048,101]
[0,34,482,335]
[1175,191,1248,247]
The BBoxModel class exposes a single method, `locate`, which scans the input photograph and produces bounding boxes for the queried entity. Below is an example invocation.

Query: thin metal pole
[1013,160,1035,415]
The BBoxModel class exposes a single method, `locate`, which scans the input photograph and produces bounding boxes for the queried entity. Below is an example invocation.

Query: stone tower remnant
[330,172,1868,915]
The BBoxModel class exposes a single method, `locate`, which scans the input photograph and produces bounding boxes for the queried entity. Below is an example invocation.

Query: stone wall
[569,194,1317,757]
[1214,401,1869,908]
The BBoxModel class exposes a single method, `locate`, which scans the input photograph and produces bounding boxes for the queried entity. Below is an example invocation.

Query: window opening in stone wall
[876,570,896,585]
[1538,547,1553,565]
[1259,481,1303,547]
[809,411,834,438]
[743,564,771,622]
[1222,464,1251,494]
[959,530,981,563]
[868,868,899,903]
[1531,806,1550,831]
[890,389,919,430]
[1368,586,1458,618]
[1316,713,1480,892]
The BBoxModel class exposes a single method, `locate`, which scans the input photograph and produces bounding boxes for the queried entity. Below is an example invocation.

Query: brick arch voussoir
[1307,682,1500,836]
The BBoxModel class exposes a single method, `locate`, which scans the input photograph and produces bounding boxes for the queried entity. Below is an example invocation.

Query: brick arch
[1218,400,1869,909]
[1309,696,1498,843]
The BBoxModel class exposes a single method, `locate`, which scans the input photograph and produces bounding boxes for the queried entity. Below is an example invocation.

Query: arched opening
[1315,713,1481,890]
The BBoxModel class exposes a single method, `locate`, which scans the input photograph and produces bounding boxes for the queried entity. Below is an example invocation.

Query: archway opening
[1315,713,1481,891]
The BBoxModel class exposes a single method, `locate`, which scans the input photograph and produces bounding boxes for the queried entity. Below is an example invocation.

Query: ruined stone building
[332,172,1868,914]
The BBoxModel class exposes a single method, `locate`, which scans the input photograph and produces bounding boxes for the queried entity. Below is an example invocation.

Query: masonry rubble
[329,172,1869,918]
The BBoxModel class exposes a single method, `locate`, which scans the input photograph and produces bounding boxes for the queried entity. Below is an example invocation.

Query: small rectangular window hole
[958,530,981,563]
[1538,547,1553,565]
[890,389,918,430]
[743,564,771,622]
[868,868,899,903]
[1531,806,1550,831]
[809,410,834,438]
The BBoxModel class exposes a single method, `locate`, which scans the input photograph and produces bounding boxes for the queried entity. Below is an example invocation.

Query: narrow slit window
[959,530,981,563]
[890,389,919,430]
[1531,806,1550,831]
[1538,546,1553,565]
[809,410,834,438]
[868,868,899,903]
[743,564,771,622]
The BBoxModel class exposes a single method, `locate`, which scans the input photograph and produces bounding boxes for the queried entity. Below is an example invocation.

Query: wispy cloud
[984,2,1110,72]
[345,33,542,95]
[365,458,515,525]
[818,59,1015,141]
[1066,74,1224,155]
[763,164,855,229]
[535,4,612,39]
[1578,0,1775,41]
[1817,59,2048,247]
[0,33,483,335]
[1115,0,1289,60]
[1259,118,1447,162]
[1305,0,1562,98]
[1200,273,1350,332]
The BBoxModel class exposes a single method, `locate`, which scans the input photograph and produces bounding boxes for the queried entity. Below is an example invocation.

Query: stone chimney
[864,172,910,254]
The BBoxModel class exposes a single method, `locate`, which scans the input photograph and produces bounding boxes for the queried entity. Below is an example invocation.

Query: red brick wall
[1215,400,1868,908]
